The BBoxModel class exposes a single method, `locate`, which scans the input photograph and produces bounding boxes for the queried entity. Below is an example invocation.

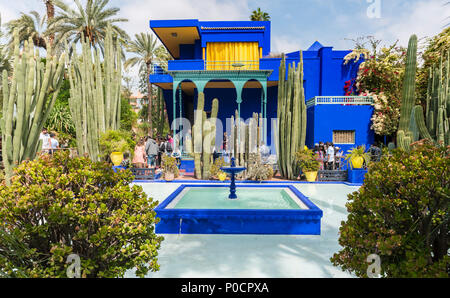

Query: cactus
[396,35,418,151]
[406,47,450,147]
[66,24,122,161]
[192,92,219,179]
[277,52,307,180]
[1,31,65,183]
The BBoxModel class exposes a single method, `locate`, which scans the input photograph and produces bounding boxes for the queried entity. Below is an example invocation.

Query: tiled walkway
[126,182,359,278]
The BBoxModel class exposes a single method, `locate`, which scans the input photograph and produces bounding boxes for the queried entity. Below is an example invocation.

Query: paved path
[126,183,359,278]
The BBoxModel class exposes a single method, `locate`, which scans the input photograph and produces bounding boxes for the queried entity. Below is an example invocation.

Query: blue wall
[306,105,375,152]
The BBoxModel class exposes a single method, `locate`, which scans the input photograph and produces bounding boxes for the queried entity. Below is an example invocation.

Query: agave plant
[345,146,372,169]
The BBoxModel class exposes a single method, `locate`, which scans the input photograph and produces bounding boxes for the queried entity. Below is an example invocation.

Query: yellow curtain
[206,42,260,70]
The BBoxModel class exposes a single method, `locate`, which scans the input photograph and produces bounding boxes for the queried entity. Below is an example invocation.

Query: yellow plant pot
[304,171,318,182]
[218,173,227,181]
[351,156,364,169]
[110,152,123,166]
[165,172,175,181]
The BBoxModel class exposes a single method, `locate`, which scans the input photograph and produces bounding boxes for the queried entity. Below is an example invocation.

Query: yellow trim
[206,42,260,70]
[203,48,205,60]
[259,47,262,59]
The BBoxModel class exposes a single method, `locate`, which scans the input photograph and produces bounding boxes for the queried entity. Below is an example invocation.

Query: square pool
[155,184,323,235]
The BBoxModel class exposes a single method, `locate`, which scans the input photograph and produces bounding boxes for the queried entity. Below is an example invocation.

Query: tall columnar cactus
[277,53,307,180]
[192,92,219,179]
[396,34,449,149]
[1,31,65,183]
[397,35,418,151]
[412,50,450,147]
[67,24,122,161]
[229,111,262,174]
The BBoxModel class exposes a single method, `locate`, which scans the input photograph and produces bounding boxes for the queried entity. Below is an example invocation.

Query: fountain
[220,157,246,199]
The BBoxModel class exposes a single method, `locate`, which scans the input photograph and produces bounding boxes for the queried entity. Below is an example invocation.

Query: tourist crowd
[127,134,180,169]
[313,142,344,170]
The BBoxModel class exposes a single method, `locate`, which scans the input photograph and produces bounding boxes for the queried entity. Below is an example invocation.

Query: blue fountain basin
[154,184,323,235]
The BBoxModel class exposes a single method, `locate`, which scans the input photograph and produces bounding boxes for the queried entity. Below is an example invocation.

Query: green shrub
[99,130,136,160]
[0,151,163,278]
[210,157,229,180]
[331,141,449,278]
[161,154,179,179]
[295,149,320,172]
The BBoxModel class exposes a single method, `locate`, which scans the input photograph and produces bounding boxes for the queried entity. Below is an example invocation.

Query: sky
[0,0,449,88]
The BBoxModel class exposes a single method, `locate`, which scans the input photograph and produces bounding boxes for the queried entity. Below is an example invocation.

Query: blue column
[318,47,334,96]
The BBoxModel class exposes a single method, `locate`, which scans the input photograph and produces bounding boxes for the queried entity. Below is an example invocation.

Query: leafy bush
[161,154,179,179]
[331,141,449,277]
[0,151,163,278]
[295,149,320,172]
[120,96,138,131]
[210,157,229,180]
[99,130,136,160]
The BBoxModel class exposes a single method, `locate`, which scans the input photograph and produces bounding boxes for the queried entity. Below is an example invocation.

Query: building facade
[149,19,374,153]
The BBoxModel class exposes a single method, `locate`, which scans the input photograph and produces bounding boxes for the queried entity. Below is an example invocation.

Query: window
[333,130,355,144]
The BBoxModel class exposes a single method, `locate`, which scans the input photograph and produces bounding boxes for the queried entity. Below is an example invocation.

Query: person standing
[335,146,343,170]
[145,136,159,168]
[39,128,51,154]
[166,134,174,156]
[49,133,59,154]
[132,139,147,168]
[326,142,335,170]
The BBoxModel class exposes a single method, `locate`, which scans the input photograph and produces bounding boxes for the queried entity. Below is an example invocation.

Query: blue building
[149,19,374,153]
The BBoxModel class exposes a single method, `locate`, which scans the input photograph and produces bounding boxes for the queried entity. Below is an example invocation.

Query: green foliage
[295,149,320,172]
[99,130,136,160]
[210,157,229,180]
[0,151,163,278]
[45,103,76,135]
[120,96,137,131]
[331,141,449,278]
[250,8,270,21]
[161,154,179,179]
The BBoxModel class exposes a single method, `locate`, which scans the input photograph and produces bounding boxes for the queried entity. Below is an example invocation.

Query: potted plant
[345,146,372,169]
[162,155,179,181]
[99,130,135,166]
[295,149,321,182]
[210,157,229,181]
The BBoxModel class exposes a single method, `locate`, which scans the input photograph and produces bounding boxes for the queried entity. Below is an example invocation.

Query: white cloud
[272,35,303,54]
[373,0,449,46]
[120,0,250,38]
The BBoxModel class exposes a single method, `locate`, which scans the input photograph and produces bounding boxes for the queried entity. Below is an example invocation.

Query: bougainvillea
[363,91,401,136]
[345,39,406,137]
[0,151,163,278]
[331,141,449,278]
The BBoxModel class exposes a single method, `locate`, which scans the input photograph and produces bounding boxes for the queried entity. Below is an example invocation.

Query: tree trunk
[147,62,153,137]
[45,1,55,47]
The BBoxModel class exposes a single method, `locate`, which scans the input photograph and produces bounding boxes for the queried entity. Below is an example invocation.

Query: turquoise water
[171,187,305,210]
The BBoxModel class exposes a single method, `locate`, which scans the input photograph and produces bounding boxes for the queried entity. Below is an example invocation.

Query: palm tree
[47,0,129,49]
[124,33,170,136]
[6,11,48,50]
[41,1,55,45]
[250,8,270,21]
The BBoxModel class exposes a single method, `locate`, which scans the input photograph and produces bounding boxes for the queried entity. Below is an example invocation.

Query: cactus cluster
[397,34,450,150]
[277,53,307,180]
[67,24,122,161]
[192,92,219,179]
[229,111,263,169]
[1,30,65,182]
